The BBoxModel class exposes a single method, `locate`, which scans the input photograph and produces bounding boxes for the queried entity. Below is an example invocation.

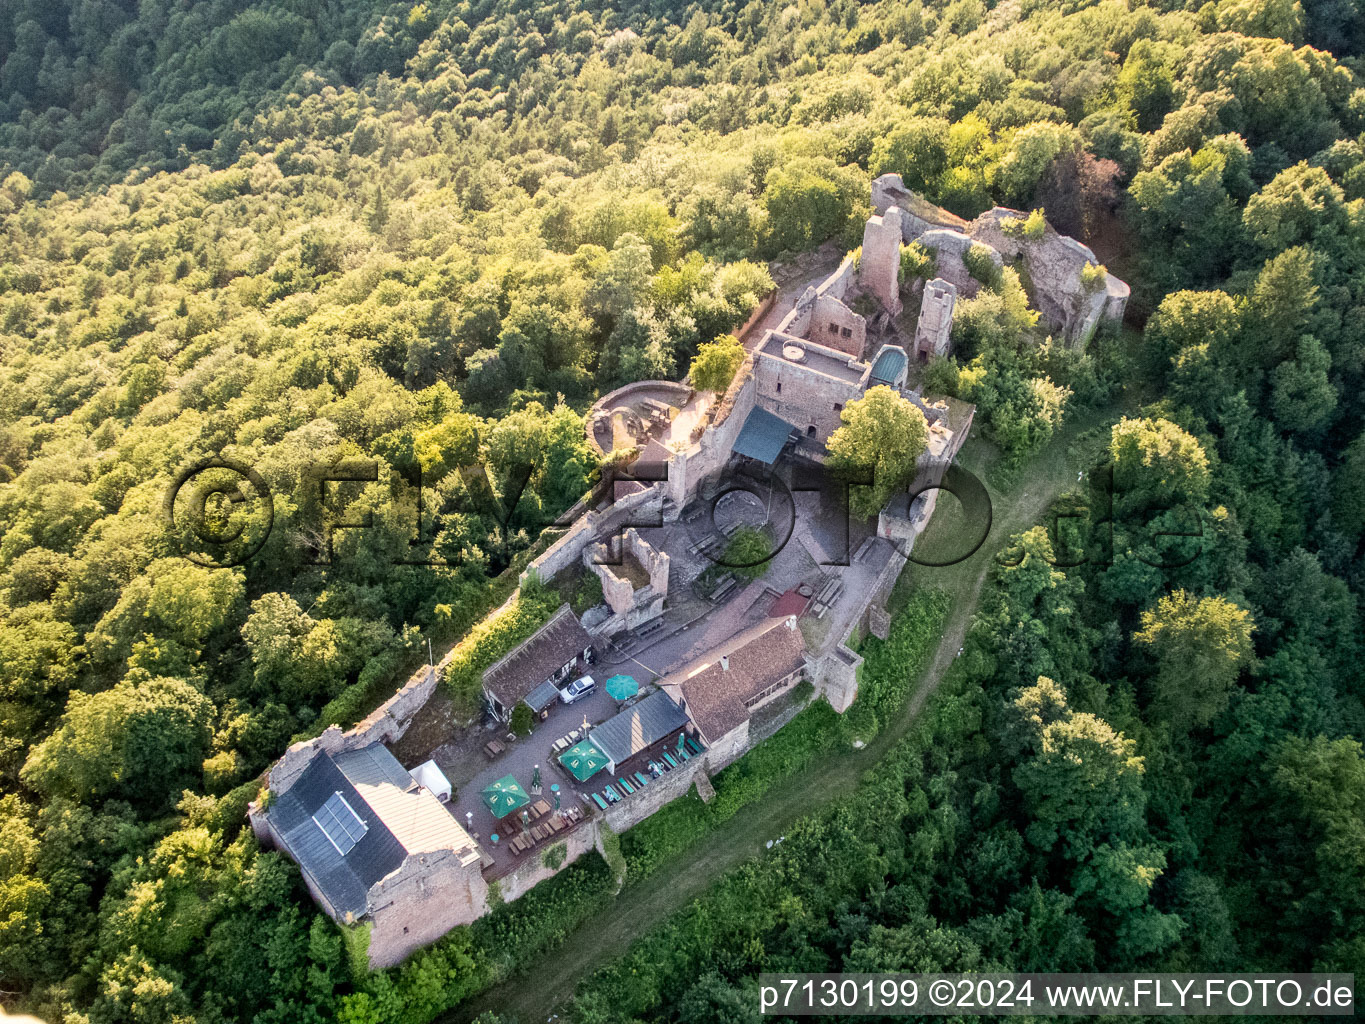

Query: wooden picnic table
[483,739,505,759]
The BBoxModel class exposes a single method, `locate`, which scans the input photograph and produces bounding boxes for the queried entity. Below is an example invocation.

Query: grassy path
[451,412,1115,1024]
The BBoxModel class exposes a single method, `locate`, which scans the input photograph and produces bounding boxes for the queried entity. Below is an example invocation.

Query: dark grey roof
[591,690,690,766]
[524,678,561,713]
[268,753,406,920]
[482,604,594,709]
[733,407,796,465]
[333,744,415,791]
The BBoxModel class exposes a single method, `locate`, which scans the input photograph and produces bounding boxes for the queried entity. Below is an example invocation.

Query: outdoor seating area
[811,576,844,619]
[504,800,585,857]
[582,733,705,810]
[550,727,585,754]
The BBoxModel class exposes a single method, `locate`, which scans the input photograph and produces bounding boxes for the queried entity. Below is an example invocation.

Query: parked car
[560,675,596,704]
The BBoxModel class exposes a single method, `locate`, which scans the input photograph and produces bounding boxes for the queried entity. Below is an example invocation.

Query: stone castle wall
[913,278,957,360]
[753,337,864,443]
[810,293,866,356]
[494,817,601,904]
[601,749,713,832]
[367,848,489,968]
[859,207,904,314]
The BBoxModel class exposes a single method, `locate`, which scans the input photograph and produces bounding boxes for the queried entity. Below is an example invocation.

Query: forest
[0,0,1363,1019]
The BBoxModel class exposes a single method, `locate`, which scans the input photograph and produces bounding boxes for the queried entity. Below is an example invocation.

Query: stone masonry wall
[601,749,713,832]
[495,817,601,903]
[808,648,860,712]
[367,849,489,968]
[522,484,663,585]
[859,207,904,314]
[810,293,866,356]
[913,278,957,359]
[753,339,864,444]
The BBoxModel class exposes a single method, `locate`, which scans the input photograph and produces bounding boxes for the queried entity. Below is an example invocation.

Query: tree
[1331,431,1365,542]
[1129,138,1251,292]
[1268,335,1336,434]
[1142,289,1241,383]
[1134,591,1255,731]
[689,334,745,393]
[22,674,214,808]
[1010,678,1148,860]
[1109,417,1211,513]
[826,386,929,518]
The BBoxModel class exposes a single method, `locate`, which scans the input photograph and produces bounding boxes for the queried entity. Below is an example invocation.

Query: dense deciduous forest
[1,0,1363,1019]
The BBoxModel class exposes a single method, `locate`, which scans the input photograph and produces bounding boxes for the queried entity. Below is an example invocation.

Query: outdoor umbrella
[605,673,639,700]
[530,764,542,794]
[480,774,530,818]
[559,739,609,782]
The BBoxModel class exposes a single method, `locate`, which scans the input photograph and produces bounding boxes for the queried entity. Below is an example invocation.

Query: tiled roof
[668,618,806,742]
[482,605,594,709]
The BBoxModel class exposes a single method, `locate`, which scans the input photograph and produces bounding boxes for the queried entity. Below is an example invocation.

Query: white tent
[410,760,453,803]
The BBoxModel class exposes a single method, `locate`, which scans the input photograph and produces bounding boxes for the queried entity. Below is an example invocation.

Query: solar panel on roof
[313,791,367,855]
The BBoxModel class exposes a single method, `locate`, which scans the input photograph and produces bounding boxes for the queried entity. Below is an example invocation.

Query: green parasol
[480,774,530,818]
[605,674,639,700]
[558,739,609,782]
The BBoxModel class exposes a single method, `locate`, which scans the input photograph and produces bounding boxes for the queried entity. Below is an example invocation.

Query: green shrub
[852,589,950,732]
[720,525,773,579]
[340,923,373,983]
[510,702,534,737]
[964,242,1003,290]
[318,649,406,731]
[570,571,604,614]
[690,334,746,393]
[1080,261,1108,292]
[541,843,567,870]
[1001,208,1046,240]
[442,587,562,717]
[899,241,936,282]
[923,354,960,397]
[210,779,259,837]
[471,854,616,982]
[621,698,840,878]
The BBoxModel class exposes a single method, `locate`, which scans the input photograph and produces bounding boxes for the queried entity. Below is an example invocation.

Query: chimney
[720,655,729,671]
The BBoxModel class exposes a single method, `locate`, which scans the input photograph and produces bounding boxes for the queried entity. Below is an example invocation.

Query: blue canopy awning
[732,407,796,465]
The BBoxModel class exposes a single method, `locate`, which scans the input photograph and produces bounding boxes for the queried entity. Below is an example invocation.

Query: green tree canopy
[22,674,214,808]
[689,334,745,394]
[826,386,930,519]
[1134,590,1256,731]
